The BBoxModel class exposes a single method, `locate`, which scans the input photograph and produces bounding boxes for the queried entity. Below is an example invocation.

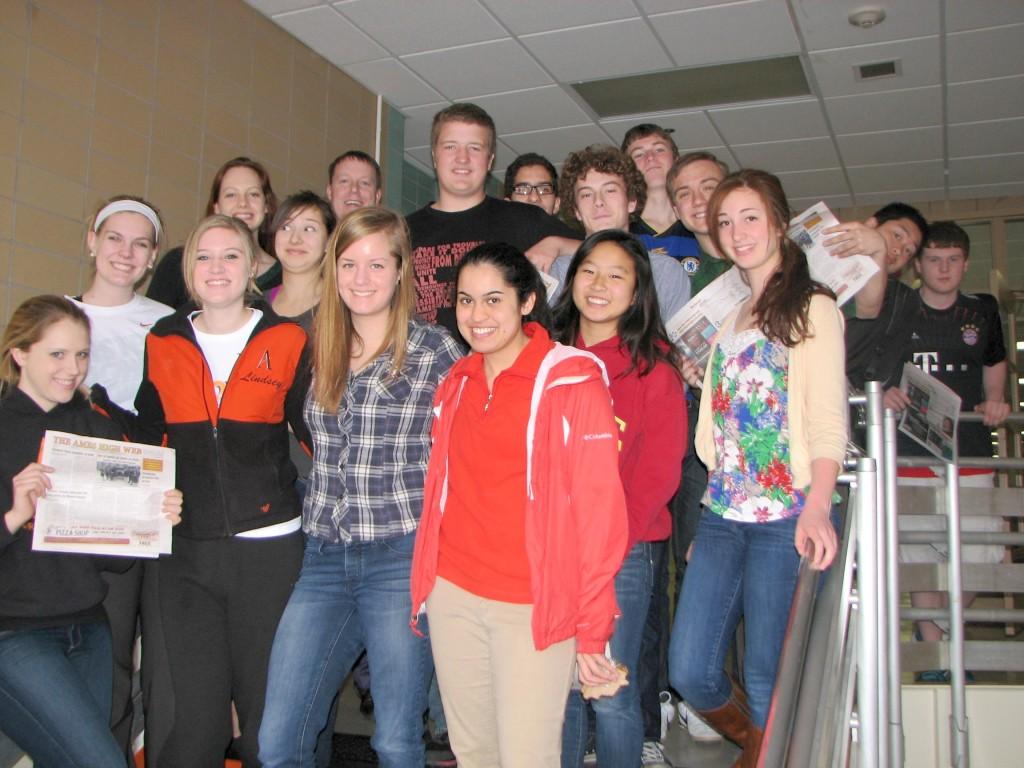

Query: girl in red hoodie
[553,230,686,767]
[410,243,629,768]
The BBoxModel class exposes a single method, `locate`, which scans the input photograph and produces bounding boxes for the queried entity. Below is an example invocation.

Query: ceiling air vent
[855,60,900,81]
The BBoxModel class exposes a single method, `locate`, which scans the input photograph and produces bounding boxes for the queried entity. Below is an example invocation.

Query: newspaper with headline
[666,200,880,366]
[32,430,175,558]
[897,363,961,461]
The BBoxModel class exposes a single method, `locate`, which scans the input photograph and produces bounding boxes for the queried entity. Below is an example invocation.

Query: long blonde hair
[1,296,90,396]
[312,207,415,412]
[181,214,258,305]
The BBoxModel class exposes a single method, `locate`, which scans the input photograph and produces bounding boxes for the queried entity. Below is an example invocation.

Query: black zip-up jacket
[133,303,311,539]
[0,389,128,631]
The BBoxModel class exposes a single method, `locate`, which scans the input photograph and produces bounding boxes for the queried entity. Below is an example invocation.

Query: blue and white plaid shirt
[302,320,462,543]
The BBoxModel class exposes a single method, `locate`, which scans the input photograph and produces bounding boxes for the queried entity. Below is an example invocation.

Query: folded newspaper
[32,430,175,557]
[667,201,880,367]
[897,363,961,461]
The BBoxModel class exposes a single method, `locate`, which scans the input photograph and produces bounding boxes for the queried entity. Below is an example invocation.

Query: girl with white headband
[67,194,174,761]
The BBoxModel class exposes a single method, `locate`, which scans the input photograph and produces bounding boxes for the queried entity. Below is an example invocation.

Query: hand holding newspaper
[897,363,962,461]
[32,430,175,558]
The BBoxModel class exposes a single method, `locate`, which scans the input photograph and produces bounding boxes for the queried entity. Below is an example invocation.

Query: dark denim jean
[562,541,655,768]
[259,532,431,768]
[0,620,125,768]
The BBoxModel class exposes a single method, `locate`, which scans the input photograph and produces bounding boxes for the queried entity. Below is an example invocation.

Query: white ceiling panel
[836,126,943,167]
[948,76,1024,123]
[947,25,1024,83]
[732,137,841,174]
[343,58,444,108]
[792,0,939,51]
[946,4,1024,32]
[402,39,552,99]
[637,0,747,13]
[519,19,672,82]
[500,123,611,162]
[790,194,854,212]
[246,0,321,13]
[400,102,449,148]
[948,154,1024,187]
[824,86,941,133]
[651,0,800,68]
[709,99,828,144]
[489,139,520,174]
[600,111,722,149]
[853,188,945,207]
[948,182,1024,201]
[949,118,1024,160]
[272,6,388,66]
[471,86,593,135]
[335,0,506,56]
[848,160,945,194]
[481,0,638,36]
[808,36,940,98]
[774,168,848,199]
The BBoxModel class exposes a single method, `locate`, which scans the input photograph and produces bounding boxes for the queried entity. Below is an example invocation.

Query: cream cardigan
[696,292,849,492]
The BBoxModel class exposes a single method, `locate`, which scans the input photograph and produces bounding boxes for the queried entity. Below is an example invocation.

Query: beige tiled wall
[0,0,378,321]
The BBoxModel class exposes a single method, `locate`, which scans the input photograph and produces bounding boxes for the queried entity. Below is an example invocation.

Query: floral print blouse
[704,327,804,524]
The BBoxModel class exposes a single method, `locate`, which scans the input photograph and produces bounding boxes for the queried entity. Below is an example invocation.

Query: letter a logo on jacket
[257,350,272,370]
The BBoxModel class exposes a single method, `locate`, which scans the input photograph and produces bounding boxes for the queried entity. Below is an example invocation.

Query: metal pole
[865,382,889,768]
[855,456,880,768]
[945,463,969,767]
[884,409,904,766]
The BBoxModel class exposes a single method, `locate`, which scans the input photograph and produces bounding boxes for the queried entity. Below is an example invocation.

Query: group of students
[0,99,1009,768]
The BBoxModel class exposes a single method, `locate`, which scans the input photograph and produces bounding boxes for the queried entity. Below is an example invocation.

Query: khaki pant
[427,577,576,768]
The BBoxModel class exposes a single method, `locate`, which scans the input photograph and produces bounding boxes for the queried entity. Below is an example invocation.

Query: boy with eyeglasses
[504,153,560,216]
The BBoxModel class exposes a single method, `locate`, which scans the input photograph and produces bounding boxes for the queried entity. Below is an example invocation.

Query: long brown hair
[708,169,832,347]
[1,296,90,396]
[204,157,278,249]
[312,207,415,412]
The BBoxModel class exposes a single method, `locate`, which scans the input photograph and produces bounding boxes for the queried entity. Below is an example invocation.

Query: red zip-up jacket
[411,330,629,652]
[133,303,311,539]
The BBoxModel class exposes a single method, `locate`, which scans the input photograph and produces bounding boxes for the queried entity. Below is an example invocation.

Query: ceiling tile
[848,160,945,193]
[344,58,444,108]
[731,137,841,174]
[651,0,800,68]
[808,36,939,98]
[335,0,505,56]
[471,86,592,135]
[946,5,1024,32]
[949,118,1024,159]
[708,99,827,144]
[481,0,638,36]
[491,139,519,174]
[948,154,1024,187]
[948,76,1024,123]
[947,182,1024,201]
[600,111,721,149]
[246,0,321,13]
[405,146,436,174]
[947,25,1024,83]
[790,194,854,212]
[637,0,746,12]
[272,6,388,66]
[401,38,552,99]
[836,126,942,166]
[774,167,848,199]
[792,0,939,51]
[399,102,449,148]
[853,188,945,207]
[520,19,672,82]
[500,123,611,164]
[824,86,941,133]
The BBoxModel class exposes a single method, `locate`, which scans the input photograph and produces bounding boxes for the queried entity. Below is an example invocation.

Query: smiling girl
[667,170,847,767]
[259,207,461,768]
[134,215,310,767]
[552,230,685,768]
[410,243,629,768]
[0,296,182,768]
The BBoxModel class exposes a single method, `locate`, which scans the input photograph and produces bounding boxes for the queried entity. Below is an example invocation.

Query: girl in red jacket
[410,243,629,768]
[552,230,686,768]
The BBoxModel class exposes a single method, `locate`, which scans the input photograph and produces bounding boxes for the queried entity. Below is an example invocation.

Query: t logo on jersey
[912,351,939,374]
[257,350,272,370]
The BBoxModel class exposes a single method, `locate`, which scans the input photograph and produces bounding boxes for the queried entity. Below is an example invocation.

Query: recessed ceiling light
[848,6,887,29]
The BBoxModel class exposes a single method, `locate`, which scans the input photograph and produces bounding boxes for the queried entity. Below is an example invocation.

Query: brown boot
[695,681,761,768]
[737,722,764,768]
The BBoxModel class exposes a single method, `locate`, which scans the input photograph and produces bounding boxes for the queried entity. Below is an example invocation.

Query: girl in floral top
[668,169,848,767]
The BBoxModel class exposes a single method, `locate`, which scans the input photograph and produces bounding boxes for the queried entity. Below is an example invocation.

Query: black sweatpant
[102,561,143,757]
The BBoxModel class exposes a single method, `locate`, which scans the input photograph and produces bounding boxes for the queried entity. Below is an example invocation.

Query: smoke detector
[848,6,886,29]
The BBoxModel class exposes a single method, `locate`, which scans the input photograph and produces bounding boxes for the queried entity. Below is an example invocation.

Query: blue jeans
[0,621,125,768]
[562,542,654,768]
[259,532,431,768]
[668,510,804,728]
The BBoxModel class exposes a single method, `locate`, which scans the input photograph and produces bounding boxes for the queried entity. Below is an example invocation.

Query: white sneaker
[640,740,674,767]
[678,700,723,742]
[659,690,676,741]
